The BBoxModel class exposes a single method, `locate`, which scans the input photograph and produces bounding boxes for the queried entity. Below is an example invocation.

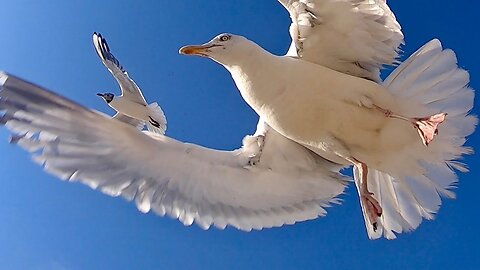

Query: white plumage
[0,71,347,232]
[364,40,477,239]
[93,32,167,134]
[0,0,476,240]
[281,0,404,81]
[180,0,476,239]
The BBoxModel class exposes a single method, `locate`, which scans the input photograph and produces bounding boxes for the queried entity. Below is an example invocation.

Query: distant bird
[180,0,476,239]
[93,32,166,134]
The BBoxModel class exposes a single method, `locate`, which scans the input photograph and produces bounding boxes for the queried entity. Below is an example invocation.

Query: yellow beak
[179,42,221,57]
[179,45,208,56]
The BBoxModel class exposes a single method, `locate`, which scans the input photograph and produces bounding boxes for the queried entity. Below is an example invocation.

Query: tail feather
[416,69,469,105]
[146,102,167,135]
[357,39,477,239]
[358,167,444,240]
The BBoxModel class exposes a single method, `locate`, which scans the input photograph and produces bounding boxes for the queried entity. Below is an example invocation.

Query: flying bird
[180,0,477,239]
[93,32,167,134]
[0,0,476,240]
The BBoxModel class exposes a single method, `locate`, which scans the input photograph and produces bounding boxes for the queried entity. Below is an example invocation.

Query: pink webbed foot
[351,158,383,232]
[372,104,447,147]
[414,113,447,146]
[361,191,383,231]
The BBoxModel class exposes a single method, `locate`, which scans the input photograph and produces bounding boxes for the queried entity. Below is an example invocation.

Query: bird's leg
[372,104,446,146]
[321,133,382,230]
[348,157,382,231]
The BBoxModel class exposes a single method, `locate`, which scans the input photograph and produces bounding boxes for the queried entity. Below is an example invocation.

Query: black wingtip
[96,33,110,53]
[103,39,110,53]
[93,32,102,43]
[92,33,125,72]
[92,32,107,60]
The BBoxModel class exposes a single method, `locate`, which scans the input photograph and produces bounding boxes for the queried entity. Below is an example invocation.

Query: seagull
[93,32,167,134]
[0,2,475,241]
[180,0,477,239]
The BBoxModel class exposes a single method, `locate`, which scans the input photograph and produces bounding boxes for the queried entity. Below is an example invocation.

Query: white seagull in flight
[93,32,167,134]
[180,0,476,239]
[0,0,476,240]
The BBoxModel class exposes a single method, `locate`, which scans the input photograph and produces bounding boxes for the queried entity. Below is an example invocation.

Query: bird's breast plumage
[109,97,148,120]
[229,56,419,166]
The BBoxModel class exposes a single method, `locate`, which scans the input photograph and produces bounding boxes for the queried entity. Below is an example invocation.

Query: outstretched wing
[0,73,347,231]
[279,0,404,81]
[93,32,147,105]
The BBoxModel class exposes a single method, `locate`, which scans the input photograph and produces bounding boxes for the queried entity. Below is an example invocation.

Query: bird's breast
[230,58,407,154]
[110,98,148,120]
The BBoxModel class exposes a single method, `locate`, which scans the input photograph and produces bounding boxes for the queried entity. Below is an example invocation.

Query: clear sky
[0,1,479,269]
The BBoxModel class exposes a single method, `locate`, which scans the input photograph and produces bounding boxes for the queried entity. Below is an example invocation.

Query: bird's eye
[219,35,230,42]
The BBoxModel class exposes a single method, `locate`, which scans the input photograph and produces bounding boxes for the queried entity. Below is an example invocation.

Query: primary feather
[0,72,347,231]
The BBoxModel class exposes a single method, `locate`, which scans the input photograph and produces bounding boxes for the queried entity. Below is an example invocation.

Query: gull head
[96,92,115,103]
[179,33,258,66]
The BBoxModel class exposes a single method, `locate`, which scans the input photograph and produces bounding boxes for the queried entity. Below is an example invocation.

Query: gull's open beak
[96,93,104,97]
[179,41,220,57]
[179,45,207,56]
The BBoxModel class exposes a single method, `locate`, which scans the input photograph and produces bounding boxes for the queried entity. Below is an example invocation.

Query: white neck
[222,46,286,114]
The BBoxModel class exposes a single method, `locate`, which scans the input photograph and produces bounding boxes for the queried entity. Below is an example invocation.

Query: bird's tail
[356,39,477,239]
[146,102,167,134]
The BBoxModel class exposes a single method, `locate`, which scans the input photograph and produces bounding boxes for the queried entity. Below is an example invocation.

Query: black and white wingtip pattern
[92,32,125,72]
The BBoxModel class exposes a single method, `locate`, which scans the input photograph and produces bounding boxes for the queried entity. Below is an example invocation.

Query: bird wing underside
[0,72,348,231]
[279,0,404,82]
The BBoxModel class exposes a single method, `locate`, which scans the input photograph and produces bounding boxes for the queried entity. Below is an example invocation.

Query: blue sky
[0,1,479,269]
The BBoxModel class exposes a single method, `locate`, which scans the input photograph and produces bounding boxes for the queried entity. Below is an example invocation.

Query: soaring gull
[93,32,167,134]
[180,0,477,239]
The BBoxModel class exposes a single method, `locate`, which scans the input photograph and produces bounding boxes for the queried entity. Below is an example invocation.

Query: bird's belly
[236,60,419,167]
[261,87,418,165]
[111,101,147,120]
[270,99,383,145]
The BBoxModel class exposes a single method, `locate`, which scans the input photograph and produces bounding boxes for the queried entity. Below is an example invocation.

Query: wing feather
[93,32,147,104]
[0,72,348,231]
[279,0,404,81]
